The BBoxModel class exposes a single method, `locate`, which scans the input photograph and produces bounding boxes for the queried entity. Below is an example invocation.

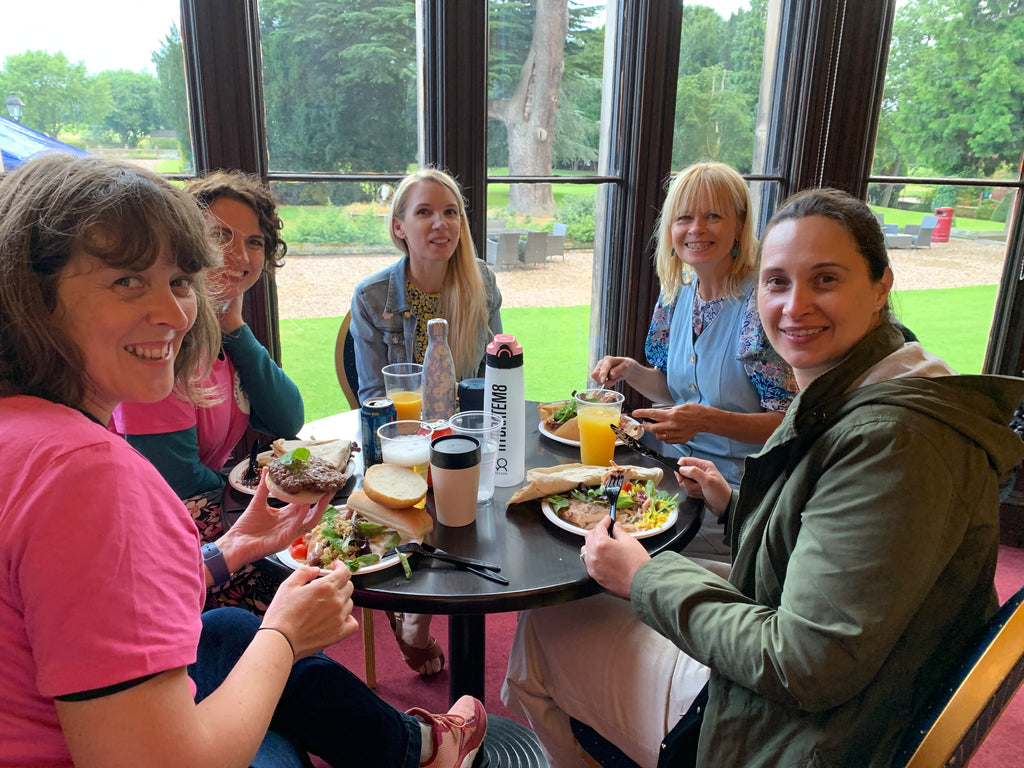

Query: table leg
[448,614,486,705]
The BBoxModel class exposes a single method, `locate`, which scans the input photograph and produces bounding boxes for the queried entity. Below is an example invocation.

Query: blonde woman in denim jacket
[350,168,503,674]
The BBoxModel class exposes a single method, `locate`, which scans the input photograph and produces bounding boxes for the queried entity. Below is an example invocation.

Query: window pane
[672,0,766,173]
[488,1,605,179]
[0,0,192,173]
[272,179,397,420]
[258,0,418,174]
[869,0,1022,373]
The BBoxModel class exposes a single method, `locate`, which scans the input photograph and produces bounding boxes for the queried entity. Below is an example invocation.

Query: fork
[604,472,625,537]
[242,438,261,486]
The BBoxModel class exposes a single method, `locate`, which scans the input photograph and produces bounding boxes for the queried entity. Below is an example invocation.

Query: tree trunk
[489,0,569,217]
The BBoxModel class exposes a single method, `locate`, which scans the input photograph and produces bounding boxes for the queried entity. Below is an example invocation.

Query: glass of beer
[377,420,433,482]
[575,389,624,466]
[382,363,423,421]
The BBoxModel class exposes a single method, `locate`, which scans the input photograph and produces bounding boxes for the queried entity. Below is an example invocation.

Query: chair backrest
[895,582,1024,767]
[914,227,933,247]
[522,230,549,266]
[885,223,899,234]
[546,233,566,260]
[493,232,520,269]
[903,224,921,237]
[922,214,939,229]
[552,222,568,236]
[333,311,360,410]
[875,212,886,227]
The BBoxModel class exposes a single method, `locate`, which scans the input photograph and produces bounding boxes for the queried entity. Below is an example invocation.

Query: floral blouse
[645,286,797,412]
[406,281,444,363]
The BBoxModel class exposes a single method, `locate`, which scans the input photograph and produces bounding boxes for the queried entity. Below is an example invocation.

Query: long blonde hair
[389,168,488,379]
[653,162,757,304]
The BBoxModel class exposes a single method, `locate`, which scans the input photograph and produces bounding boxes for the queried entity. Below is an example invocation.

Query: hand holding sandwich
[212,468,332,582]
[581,517,650,599]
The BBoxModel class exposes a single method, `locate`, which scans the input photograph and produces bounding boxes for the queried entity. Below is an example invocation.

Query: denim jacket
[349,255,503,402]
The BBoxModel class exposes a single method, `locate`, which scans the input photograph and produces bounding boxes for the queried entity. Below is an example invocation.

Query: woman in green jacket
[503,189,1024,768]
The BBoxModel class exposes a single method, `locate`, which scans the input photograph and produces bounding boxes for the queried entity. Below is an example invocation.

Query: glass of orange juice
[575,389,624,466]
[382,363,423,421]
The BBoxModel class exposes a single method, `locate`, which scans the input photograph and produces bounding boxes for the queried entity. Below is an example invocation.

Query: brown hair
[188,170,288,274]
[654,161,757,303]
[388,168,489,380]
[0,154,221,408]
[762,188,892,318]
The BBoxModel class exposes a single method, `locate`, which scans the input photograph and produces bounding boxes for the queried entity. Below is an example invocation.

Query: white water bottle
[484,334,525,487]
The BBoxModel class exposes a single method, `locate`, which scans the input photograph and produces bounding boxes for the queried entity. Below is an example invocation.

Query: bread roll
[346,490,434,540]
[363,463,428,508]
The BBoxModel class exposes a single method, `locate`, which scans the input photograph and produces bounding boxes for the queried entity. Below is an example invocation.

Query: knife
[610,425,680,474]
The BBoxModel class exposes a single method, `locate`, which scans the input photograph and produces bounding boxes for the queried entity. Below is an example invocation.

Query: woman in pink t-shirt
[0,155,485,768]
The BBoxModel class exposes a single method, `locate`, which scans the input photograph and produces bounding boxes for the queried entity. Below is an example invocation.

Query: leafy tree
[96,70,160,148]
[884,0,1024,177]
[0,50,106,136]
[151,25,192,167]
[488,0,571,216]
[258,0,417,176]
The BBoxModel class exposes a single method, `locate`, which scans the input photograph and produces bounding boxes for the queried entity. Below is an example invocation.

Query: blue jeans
[188,607,422,768]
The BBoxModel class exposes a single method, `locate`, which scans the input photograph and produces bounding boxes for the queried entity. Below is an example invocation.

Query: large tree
[96,70,160,148]
[258,0,417,178]
[488,0,570,216]
[883,0,1024,177]
[0,50,106,136]
[151,26,192,166]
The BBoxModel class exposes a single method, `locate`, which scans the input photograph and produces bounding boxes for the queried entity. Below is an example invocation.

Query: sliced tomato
[289,536,308,561]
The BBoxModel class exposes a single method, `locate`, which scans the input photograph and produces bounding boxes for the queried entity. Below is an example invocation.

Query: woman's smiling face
[669,193,739,274]
[55,244,198,423]
[392,180,461,265]
[758,215,893,389]
[206,197,266,303]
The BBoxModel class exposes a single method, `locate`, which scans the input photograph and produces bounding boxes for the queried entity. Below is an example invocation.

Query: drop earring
[730,241,739,258]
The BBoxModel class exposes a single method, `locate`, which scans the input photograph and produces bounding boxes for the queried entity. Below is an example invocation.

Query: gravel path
[276,238,1008,319]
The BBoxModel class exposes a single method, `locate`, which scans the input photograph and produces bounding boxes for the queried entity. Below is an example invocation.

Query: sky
[1,0,756,77]
[0,0,180,75]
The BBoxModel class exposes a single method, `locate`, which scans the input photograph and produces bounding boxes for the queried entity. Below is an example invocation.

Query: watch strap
[201,542,231,587]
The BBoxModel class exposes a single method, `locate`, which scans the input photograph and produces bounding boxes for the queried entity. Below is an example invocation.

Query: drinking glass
[575,389,624,466]
[377,420,433,482]
[448,410,503,502]
[382,363,423,421]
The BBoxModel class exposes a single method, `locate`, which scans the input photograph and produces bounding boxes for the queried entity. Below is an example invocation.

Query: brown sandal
[387,612,446,675]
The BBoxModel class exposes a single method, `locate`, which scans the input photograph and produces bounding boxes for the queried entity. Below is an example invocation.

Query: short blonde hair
[653,162,757,304]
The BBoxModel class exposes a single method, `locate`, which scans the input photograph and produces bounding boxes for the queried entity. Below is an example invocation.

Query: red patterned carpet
[318,545,1024,767]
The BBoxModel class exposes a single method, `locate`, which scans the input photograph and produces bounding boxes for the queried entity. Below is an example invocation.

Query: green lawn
[282,288,997,423]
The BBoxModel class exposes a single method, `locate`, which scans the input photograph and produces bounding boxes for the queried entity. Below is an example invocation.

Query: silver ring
[579,546,587,563]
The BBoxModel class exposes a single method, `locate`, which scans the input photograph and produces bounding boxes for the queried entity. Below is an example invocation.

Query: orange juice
[389,390,423,421]
[577,405,620,466]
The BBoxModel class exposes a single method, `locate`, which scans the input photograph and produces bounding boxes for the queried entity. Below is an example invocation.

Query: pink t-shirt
[113,352,250,472]
[0,396,205,768]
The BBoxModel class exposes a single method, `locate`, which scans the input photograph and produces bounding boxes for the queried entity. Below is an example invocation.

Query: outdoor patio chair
[520,230,549,267]
[904,224,922,237]
[545,222,567,261]
[922,214,939,229]
[912,227,934,248]
[486,232,520,270]
[885,223,899,235]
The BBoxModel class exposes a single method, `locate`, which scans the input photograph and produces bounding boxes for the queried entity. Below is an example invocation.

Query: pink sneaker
[408,695,487,768]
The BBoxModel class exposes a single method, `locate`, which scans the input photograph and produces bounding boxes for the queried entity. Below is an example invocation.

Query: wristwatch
[201,542,231,587]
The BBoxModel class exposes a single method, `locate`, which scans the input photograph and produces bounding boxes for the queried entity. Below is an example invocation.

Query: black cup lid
[430,434,480,469]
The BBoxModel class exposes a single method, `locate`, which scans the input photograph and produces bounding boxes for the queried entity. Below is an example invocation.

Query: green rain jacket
[632,324,1024,767]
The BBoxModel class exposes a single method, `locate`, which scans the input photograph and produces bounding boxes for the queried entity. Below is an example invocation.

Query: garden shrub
[992,195,1012,224]
[560,191,596,244]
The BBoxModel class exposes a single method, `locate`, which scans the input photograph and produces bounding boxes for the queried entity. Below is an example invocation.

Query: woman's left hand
[581,518,651,599]
[218,469,330,570]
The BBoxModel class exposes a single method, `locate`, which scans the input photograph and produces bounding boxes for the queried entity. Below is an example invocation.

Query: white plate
[275,544,401,576]
[541,499,678,539]
[228,452,354,497]
[537,420,626,448]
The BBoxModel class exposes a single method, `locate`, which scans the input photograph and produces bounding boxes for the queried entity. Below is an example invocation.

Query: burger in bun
[266,447,347,504]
